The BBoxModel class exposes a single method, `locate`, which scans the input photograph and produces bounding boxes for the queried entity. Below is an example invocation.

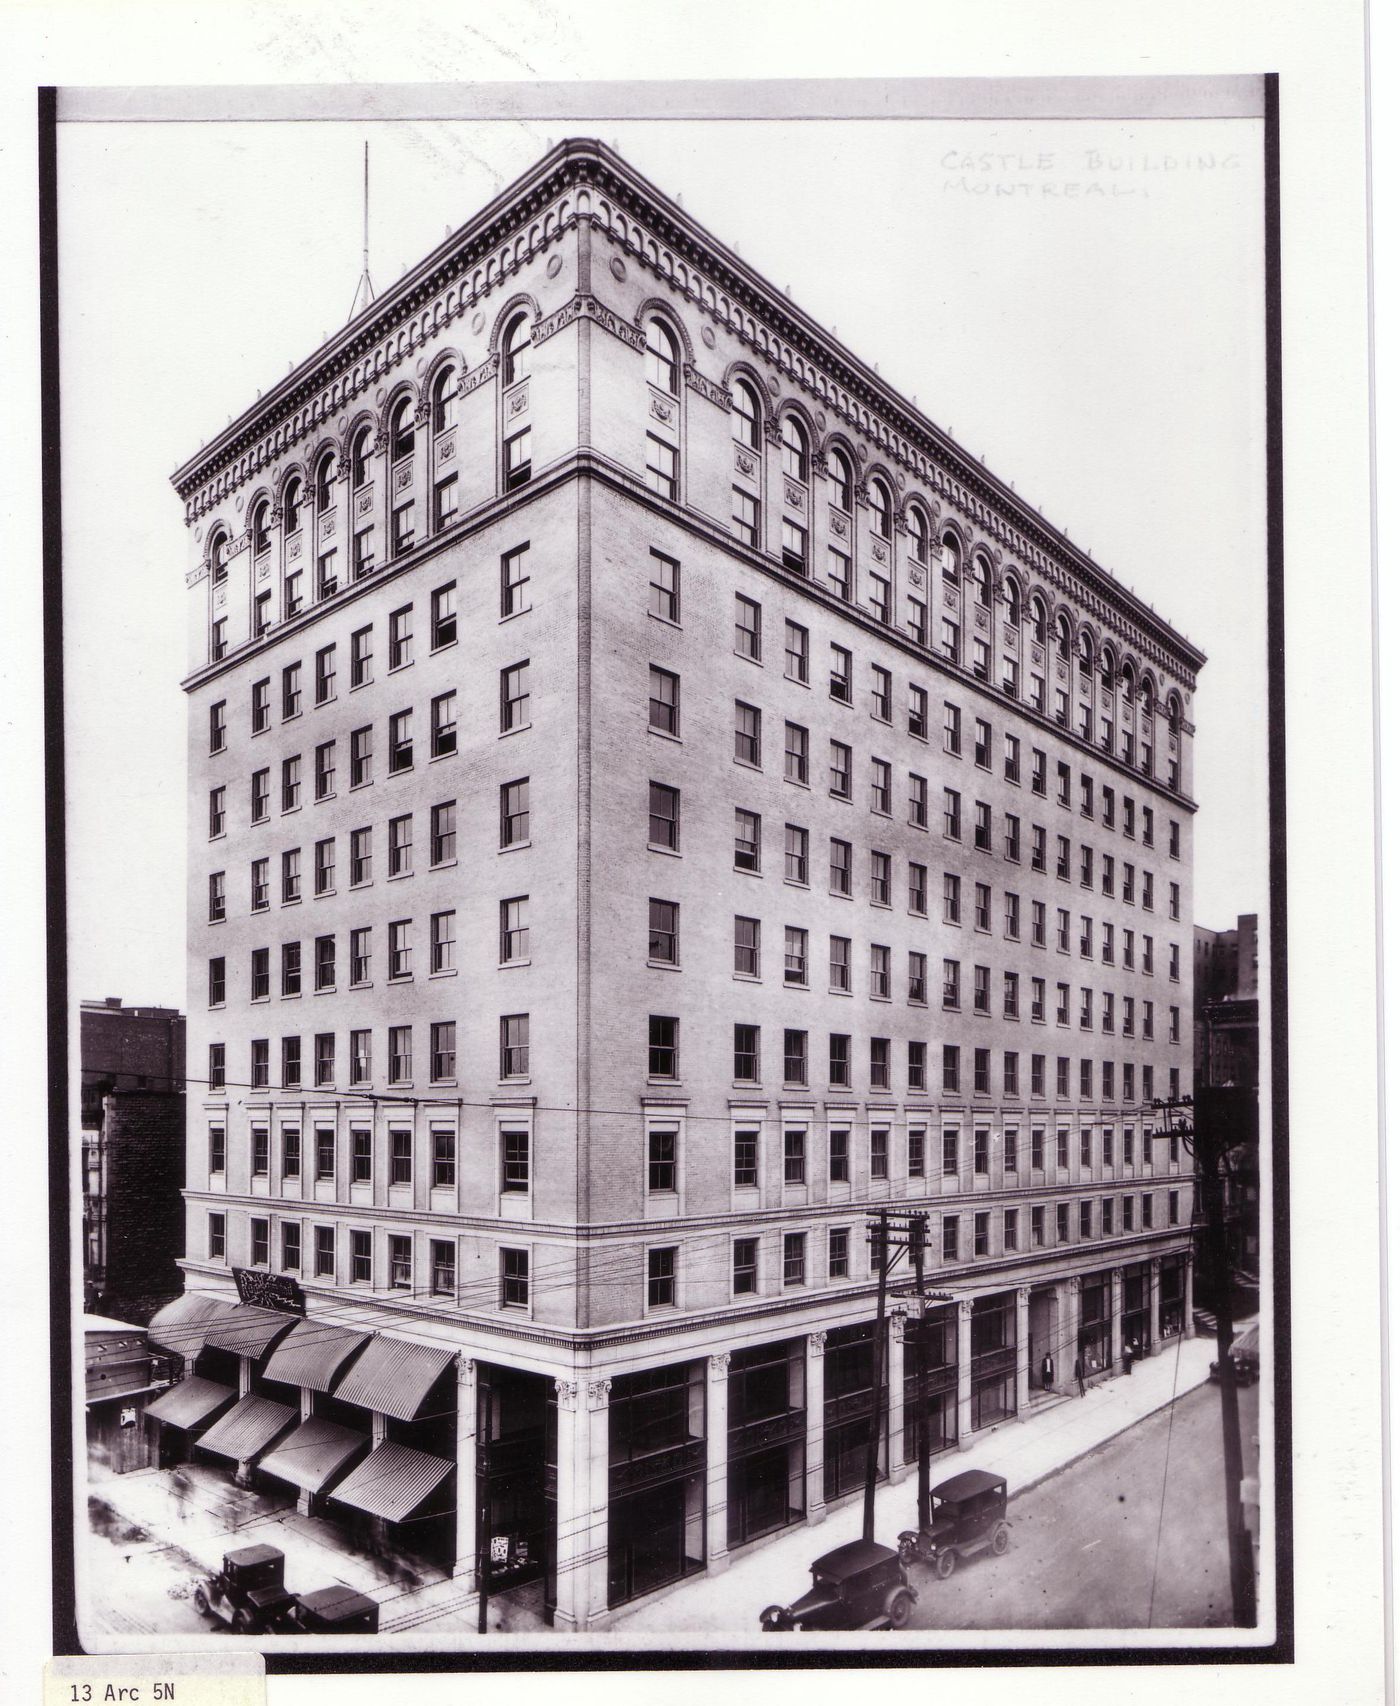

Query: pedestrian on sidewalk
[1041,1354,1054,1392]
[1122,1341,1134,1377]
[1074,1355,1086,1397]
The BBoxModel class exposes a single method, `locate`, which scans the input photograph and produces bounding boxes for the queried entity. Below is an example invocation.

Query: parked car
[759,1539,917,1631]
[287,1585,381,1633]
[898,1468,1010,1578]
[191,1544,297,1633]
[1208,1350,1260,1387]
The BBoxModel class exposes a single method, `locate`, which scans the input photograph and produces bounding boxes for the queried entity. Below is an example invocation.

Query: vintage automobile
[191,1543,297,1633]
[759,1539,917,1631]
[897,1468,1010,1578]
[1209,1323,1260,1387]
[286,1585,381,1634]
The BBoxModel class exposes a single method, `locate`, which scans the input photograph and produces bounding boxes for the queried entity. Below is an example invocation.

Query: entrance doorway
[1027,1288,1061,1393]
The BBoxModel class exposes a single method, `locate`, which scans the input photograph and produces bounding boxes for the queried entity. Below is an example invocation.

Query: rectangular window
[429,800,456,866]
[734,700,762,766]
[208,1212,226,1260]
[312,934,334,990]
[909,773,928,829]
[388,605,413,671]
[829,644,853,703]
[501,545,531,617]
[209,700,227,754]
[501,1246,531,1309]
[250,1218,270,1267]
[208,1043,225,1091]
[504,425,532,491]
[784,926,809,987]
[909,951,928,1006]
[649,551,679,621]
[943,1216,959,1261]
[733,914,761,978]
[648,1014,679,1079]
[208,1123,226,1175]
[251,1126,269,1175]
[251,678,270,734]
[430,1020,456,1082]
[734,1128,759,1187]
[313,1035,334,1091]
[648,897,679,965]
[734,807,761,872]
[388,709,413,773]
[281,848,300,904]
[388,813,413,878]
[648,1127,678,1193]
[974,1048,991,1095]
[424,692,457,759]
[871,759,892,814]
[434,473,459,530]
[209,784,229,838]
[785,722,809,785]
[733,1237,758,1295]
[943,1045,960,1093]
[388,1023,412,1083]
[208,956,225,1006]
[348,726,372,789]
[646,1245,677,1308]
[648,665,680,736]
[870,1126,889,1179]
[829,739,852,799]
[783,1127,806,1185]
[430,909,455,974]
[430,581,457,650]
[501,1014,530,1078]
[782,519,808,573]
[827,546,853,601]
[251,947,270,1000]
[782,1232,806,1287]
[909,860,928,915]
[211,618,227,661]
[501,1127,530,1193]
[350,1126,372,1185]
[501,778,531,847]
[870,848,891,904]
[829,1034,851,1089]
[733,1024,759,1083]
[784,620,809,682]
[648,780,679,850]
[731,486,759,547]
[869,943,890,999]
[282,663,302,721]
[908,683,929,739]
[944,788,962,840]
[783,1028,808,1086]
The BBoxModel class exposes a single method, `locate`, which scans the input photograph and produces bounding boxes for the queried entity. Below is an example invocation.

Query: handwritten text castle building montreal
[163,138,1203,1630]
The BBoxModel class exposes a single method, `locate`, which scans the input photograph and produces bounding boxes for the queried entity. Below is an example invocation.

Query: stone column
[1184,1250,1196,1338]
[551,1376,611,1631]
[1148,1257,1162,1355]
[955,1299,973,1449]
[450,1358,478,1588]
[1110,1268,1124,1371]
[888,1310,908,1483]
[1014,1287,1031,1413]
[1068,1276,1082,1385]
[1053,1279,1072,1392]
[582,1378,612,1627]
[706,1353,731,1573]
[805,1332,827,1524]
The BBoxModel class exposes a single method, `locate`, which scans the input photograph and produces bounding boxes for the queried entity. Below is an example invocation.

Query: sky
[58,100,1266,1010]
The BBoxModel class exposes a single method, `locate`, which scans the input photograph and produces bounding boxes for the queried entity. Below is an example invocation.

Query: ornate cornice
[171,138,1202,684]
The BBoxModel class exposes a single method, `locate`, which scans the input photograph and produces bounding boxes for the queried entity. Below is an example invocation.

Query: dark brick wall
[98,1091,186,1322]
[81,1004,186,1127]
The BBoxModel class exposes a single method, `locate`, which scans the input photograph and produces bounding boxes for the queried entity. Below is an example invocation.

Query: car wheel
[897,1536,917,1568]
[759,1606,783,1632]
[935,1549,957,1581]
[887,1590,914,1630]
[992,1523,1011,1557]
[232,1607,254,1634]
[192,1586,210,1617]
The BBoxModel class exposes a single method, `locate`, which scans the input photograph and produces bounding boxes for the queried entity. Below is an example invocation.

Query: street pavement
[908,1380,1261,1629]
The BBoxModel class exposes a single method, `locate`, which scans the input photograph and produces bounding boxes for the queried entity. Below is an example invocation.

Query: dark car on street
[759,1539,917,1631]
[192,1544,297,1633]
[287,1585,381,1633]
[898,1468,1010,1578]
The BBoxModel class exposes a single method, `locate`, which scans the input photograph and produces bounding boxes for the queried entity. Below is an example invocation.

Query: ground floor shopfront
[145,1244,1194,1630]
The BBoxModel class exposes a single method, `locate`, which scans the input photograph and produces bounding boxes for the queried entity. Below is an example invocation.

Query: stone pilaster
[956,1299,973,1449]
[1110,1268,1124,1371]
[706,1353,731,1571]
[1015,1286,1031,1413]
[805,1331,827,1524]
[888,1310,908,1482]
[452,1357,478,1586]
[1148,1257,1162,1354]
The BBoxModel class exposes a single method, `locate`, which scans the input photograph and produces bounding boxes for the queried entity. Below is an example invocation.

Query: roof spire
[347,140,376,322]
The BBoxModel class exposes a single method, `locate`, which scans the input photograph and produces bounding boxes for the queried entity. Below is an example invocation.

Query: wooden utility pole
[908,1214,931,1531]
[862,1208,890,1544]
[1153,1089,1257,1627]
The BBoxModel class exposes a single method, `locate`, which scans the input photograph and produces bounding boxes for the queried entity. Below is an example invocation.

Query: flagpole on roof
[347,141,376,323]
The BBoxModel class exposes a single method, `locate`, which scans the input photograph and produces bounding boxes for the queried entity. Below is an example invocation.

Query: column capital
[554,1378,579,1412]
[1111,1266,1124,1283]
[1016,1285,1031,1304]
[456,1355,476,1388]
[708,1352,731,1377]
[1150,1255,1162,1274]
[890,1310,907,1342]
[586,1377,612,1410]
[957,1297,973,1320]
[807,1330,827,1355]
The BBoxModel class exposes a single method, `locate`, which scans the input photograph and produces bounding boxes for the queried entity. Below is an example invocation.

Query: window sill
[428,968,458,979]
[649,727,682,745]
[829,889,853,902]
[430,748,458,763]
[499,606,533,624]
[647,959,682,973]
[349,780,374,793]
[387,871,413,883]
[388,660,415,676]
[500,958,531,971]
[498,725,530,740]
[647,843,682,859]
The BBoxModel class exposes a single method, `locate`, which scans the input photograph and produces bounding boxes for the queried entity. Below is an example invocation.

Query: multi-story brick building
[80,997,186,1319]
[162,138,1202,1630]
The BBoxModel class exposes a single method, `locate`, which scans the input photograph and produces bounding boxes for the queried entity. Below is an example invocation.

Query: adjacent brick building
[81,998,186,1320]
[163,138,1203,1629]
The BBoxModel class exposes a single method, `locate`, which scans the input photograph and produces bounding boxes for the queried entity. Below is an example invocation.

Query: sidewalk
[609,1329,1219,1634]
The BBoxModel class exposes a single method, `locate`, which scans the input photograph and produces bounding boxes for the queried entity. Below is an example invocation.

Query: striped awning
[332,1334,455,1421]
[330,1441,454,1523]
[258,1417,368,1494]
[1232,1323,1260,1357]
[147,1294,238,1359]
[194,1394,295,1462]
[142,1377,235,1431]
[260,1318,370,1393]
[202,1305,297,1361]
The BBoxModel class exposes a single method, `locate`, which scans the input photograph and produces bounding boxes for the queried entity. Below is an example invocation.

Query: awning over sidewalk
[146,1294,238,1359]
[257,1417,369,1494]
[260,1318,369,1393]
[332,1334,455,1420]
[330,1441,454,1523]
[194,1394,295,1463]
[142,1377,235,1431]
[1232,1323,1260,1356]
[202,1305,298,1361]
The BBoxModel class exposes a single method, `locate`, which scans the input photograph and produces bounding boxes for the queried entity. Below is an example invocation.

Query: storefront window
[727,1341,806,1547]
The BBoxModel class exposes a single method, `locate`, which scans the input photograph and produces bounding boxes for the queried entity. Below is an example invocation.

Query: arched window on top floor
[781,415,808,483]
[315,449,337,514]
[1030,595,1048,646]
[941,530,962,583]
[350,425,373,491]
[250,498,271,559]
[502,311,531,387]
[1139,677,1155,719]
[389,396,415,465]
[1099,645,1115,691]
[282,476,303,538]
[646,316,680,397]
[209,527,228,586]
[869,476,893,541]
[1055,611,1072,661]
[908,508,930,566]
[432,366,458,435]
[829,447,854,514]
[972,554,992,609]
[1004,578,1021,627]
[1077,630,1094,679]
[730,378,761,450]
[1166,696,1181,735]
